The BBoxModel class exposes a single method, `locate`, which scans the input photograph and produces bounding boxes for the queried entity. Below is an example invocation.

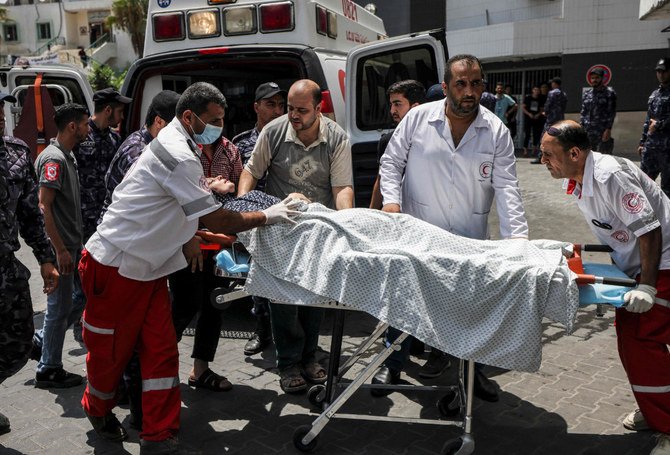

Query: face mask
[190,112,222,144]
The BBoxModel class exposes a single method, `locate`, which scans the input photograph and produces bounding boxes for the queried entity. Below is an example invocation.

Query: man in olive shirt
[238,79,353,393]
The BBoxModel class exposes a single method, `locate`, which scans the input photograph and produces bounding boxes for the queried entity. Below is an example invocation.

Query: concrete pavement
[0,155,657,455]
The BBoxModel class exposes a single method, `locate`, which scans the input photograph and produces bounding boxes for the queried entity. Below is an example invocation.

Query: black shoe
[370,366,400,397]
[473,369,499,402]
[0,412,10,436]
[35,367,84,389]
[419,351,451,379]
[243,333,271,356]
[140,436,179,455]
[84,410,128,442]
[530,158,542,164]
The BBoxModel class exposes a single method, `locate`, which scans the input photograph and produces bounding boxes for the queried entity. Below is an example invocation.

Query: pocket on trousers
[81,313,116,362]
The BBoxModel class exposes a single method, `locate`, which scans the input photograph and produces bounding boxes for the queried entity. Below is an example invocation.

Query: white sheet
[237,204,579,372]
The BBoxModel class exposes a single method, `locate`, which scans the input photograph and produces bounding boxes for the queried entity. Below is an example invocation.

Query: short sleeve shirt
[571,152,670,277]
[34,142,83,250]
[244,115,352,208]
[86,118,222,281]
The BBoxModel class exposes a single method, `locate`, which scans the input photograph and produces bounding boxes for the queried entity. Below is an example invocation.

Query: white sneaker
[623,408,650,431]
[651,433,670,455]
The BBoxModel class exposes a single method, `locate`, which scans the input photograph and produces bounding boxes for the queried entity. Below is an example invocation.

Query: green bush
[88,62,127,91]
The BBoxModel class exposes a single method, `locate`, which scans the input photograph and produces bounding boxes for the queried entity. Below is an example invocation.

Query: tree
[107,0,148,58]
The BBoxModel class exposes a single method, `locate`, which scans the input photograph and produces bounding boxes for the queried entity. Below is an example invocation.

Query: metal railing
[86,33,114,52]
[33,36,65,56]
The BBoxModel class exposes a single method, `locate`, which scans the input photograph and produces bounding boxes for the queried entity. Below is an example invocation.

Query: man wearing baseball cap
[580,67,617,154]
[233,81,286,357]
[638,57,670,199]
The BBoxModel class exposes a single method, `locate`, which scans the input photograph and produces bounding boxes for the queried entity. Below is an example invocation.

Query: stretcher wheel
[293,425,318,452]
[307,384,326,408]
[437,391,461,417]
[441,437,464,455]
[210,287,232,310]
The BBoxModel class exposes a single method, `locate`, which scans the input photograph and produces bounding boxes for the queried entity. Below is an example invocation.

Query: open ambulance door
[345,30,447,208]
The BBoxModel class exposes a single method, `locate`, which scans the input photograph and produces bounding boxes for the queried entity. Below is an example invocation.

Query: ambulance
[122,0,448,206]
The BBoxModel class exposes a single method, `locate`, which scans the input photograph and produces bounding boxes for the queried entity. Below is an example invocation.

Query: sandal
[302,362,327,384]
[279,365,307,393]
[187,368,233,392]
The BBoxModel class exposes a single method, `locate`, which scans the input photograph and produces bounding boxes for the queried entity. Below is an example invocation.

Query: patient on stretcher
[207,176,309,212]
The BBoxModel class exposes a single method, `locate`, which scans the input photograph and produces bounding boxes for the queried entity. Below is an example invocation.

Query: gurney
[210,236,638,455]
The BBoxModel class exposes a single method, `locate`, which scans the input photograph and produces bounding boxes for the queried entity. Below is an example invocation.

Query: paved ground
[0,155,659,455]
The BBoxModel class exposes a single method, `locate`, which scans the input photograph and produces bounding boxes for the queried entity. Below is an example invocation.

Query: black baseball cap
[589,68,605,77]
[656,57,668,71]
[93,87,132,104]
[149,90,180,121]
[550,77,562,84]
[254,82,286,102]
[0,92,17,103]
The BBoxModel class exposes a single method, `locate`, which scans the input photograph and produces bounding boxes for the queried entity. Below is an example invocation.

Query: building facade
[0,0,136,70]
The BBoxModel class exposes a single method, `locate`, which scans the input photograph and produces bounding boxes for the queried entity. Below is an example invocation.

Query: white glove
[623,284,657,313]
[261,197,302,225]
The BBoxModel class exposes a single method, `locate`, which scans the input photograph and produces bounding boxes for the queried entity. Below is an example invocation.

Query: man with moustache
[379,54,528,402]
[238,79,354,394]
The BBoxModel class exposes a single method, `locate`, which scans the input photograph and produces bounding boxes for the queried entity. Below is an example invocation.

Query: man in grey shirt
[33,103,90,388]
[238,79,354,393]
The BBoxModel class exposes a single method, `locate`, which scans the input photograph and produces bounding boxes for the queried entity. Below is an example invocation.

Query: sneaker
[419,350,451,379]
[140,436,180,455]
[35,367,84,389]
[0,411,10,435]
[84,410,128,442]
[622,408,650,431]
[651,433,670,455]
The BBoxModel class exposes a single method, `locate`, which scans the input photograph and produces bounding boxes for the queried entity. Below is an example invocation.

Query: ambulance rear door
[345,29,447,208]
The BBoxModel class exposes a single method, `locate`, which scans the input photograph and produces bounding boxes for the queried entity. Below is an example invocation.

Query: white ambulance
[122,0,448,206]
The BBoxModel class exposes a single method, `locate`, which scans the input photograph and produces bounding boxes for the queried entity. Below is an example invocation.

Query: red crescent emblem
[622,192,644,214]
[45,162,59,182]
[611,230,629,243]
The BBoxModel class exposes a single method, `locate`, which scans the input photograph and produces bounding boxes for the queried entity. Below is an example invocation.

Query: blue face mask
[191,112,223,145]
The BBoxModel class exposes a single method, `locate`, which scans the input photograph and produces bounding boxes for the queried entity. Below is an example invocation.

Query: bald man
[238,79,353,394]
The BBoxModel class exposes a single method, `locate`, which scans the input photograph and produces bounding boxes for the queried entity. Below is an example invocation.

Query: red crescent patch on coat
[621,192,644,214]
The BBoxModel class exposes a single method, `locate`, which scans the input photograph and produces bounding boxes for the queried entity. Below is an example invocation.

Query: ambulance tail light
[259,1,294,33]
[321,90,336,121]
[208,0,237,4]
[153,13,185,42]
[315,5,337,39]
[223,5,257,35]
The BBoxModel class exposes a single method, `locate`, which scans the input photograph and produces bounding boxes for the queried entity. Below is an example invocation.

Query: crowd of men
[0,53,668,455]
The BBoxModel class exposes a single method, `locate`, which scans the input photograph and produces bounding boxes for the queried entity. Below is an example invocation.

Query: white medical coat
[379,100,528,240]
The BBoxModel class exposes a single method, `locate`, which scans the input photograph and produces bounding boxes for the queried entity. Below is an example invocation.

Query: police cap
[93,87,132,104]
[589,68,605,77]
[656,57,668,71]
[254,82,286,102]
[0,92,17,103]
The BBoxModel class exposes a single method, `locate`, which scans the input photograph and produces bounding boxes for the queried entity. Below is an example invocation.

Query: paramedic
[79,82,299,454]
[379,54,529,403]
[540,120,670,455]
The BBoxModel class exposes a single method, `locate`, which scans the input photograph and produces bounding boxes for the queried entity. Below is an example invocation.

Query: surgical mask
[190,112,222,144]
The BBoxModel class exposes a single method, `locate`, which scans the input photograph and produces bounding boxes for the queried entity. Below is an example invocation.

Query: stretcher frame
[207,241,636,455]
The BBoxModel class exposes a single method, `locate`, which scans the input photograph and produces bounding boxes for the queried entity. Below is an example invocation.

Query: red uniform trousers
[78,250,180,441]
[616,269,670,434]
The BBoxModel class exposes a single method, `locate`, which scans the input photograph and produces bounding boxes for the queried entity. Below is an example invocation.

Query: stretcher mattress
[237,204,580,372]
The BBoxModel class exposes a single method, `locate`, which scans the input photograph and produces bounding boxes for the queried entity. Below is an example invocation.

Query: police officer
[580,67,617,154]
[543,76,568,130]
[74,87,132,242]
[639,57,670,198]
[0,92,58,434]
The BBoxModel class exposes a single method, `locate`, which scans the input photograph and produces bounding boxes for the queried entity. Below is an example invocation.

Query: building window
[4,24,17,42]
[36,22,51,41]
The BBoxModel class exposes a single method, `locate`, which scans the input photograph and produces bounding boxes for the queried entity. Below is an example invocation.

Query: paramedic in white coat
[379,53,529,402]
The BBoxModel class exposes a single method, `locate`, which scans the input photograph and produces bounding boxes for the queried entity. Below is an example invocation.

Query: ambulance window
[15,75,86,106]
[355,45,438,130]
